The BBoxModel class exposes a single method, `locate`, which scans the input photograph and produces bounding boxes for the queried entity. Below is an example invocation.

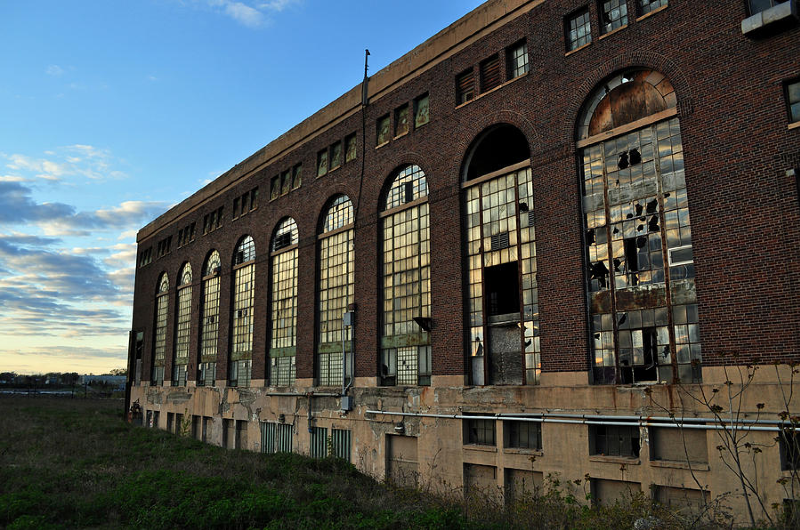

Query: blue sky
[0,1,485,375]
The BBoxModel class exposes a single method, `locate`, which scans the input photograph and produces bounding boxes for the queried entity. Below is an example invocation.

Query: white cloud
[46,64,64,76]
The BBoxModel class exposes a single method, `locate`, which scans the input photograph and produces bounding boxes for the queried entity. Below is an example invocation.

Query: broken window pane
[600,0,628,34]
[152,273,169,384]
[200,251,221,374]
[269,218,299,386]
[414,93,429,128]
[639,0,667,16]
[394,104,409,137]
[316,149,328,177]
[566,8,592,51]
[376,114,390,146]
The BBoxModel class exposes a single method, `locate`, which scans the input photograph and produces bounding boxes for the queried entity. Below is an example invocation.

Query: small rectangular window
[590,424,640,457]
[414,93,430,128]
[456,69,475,105]
[345,134,357,162]
[250,188,258,210]
[504,420,542,450]
[376,114,390,146]
[600,0,628,34]
[270,175,281,200]
[786,80,800,124]
[507,41,529,80]
[232,199,239,218]
[281,169,292,195]
[480,54,502,93]
[316,150,328,177]
[394,104,409,137]
[464,417,496,446]
[330,141,342,170]
[638,0,667,16]
[291,164,302,189]
[566,8,592,51]
[781,428,800,470]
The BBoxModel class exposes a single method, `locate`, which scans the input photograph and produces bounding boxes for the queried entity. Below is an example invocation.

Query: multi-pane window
[177,223,196,247]
[414,94,430,128]
[199,250,221,386]
[202,207,223,235]
[317,149,329,177]
[480,54,502,93]
[466,167,540,385]
[456,69,475,105]
[507,41,529,80]
[600,0,628,34]
[138,247,152,268]
[465,418,496,446]
[230,236,255,387]
[381,165,431,386]
[566,8,592,51]
[581,70,700,385]
[318,196,354,386]
[270,218,299,386]
[590,425,640,458]
[786,80,800,124]
[152,273,169,385]
[345,134,357,163]
[504,420,542,450]
[173,263,192,386]
[638,0,667,15]
[376,114,391,146]
[394,104,409,137]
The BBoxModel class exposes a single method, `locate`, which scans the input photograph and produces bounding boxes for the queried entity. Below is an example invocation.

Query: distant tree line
[0,369,126,389]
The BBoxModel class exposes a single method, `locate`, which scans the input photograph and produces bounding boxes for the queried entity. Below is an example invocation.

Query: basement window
[464,417,496,446]
[589,424,640,458]
[566,8,592,51]
[456,68,475,105]
[504,420,542,450]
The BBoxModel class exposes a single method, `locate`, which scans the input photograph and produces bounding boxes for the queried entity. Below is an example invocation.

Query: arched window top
[157,272,169,294]
[578,69,676,141]
[321,195,353,234]
[234,236,256,265]
[463,124,530,181]
[383,165,428,211]
[272,218,298,252]
[204,250,221,277]
[179,263,192,286]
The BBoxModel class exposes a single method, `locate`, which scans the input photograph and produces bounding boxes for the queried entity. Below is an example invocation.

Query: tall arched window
[198,250,221,386]
[317,195,354,386]
[380,165,431,386]
[152,272,169,385]
[172,263,192,386]
[269,218,299,386]
[230,236,255,387]
[579,69,700,384]
[462,124,539,386]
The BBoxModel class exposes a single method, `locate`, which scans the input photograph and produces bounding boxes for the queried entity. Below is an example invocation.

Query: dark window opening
[485,262,520,317]
[465,418,496,446]
[273,232,292,251]
[504,420,542,450]
[590,424,640,457]
[781,428,800,470]
[465,124,530,181]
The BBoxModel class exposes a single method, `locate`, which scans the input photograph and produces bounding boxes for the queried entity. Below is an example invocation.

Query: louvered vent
[528,210,536,228]
[480,55,502,92]
[456,69,474,104]
[491,231,510,251]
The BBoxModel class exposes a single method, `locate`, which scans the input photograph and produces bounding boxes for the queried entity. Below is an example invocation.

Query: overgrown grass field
[0,396,764,529]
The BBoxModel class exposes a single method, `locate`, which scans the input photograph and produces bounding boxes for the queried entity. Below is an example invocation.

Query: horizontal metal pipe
[365,410,785,432]
[496,412,787,426]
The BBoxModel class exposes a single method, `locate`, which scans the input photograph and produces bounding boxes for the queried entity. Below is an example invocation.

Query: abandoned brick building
[127,0,800,520]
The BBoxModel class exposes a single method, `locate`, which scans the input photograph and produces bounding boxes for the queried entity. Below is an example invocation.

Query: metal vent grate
[491,232,510,251]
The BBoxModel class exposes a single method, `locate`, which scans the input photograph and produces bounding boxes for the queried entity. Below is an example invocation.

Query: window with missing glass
[580,70,701,385]
[414,94,429,128]
[318,195,354,386]
[507,41,529,80]
[270,218,299,386]
[199,251,221,386]
[380,165,431,386]
[638,0,667,16]
[173,263,192,386]
[292,164,302,190]
[566,8,592,51]
[330,141,342,170]
[599,0,628,34]
[230,236,255,387]
[376,114,391,146]
[786,80,800,124]
[456,69,475,105]
[152,273,169,385]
